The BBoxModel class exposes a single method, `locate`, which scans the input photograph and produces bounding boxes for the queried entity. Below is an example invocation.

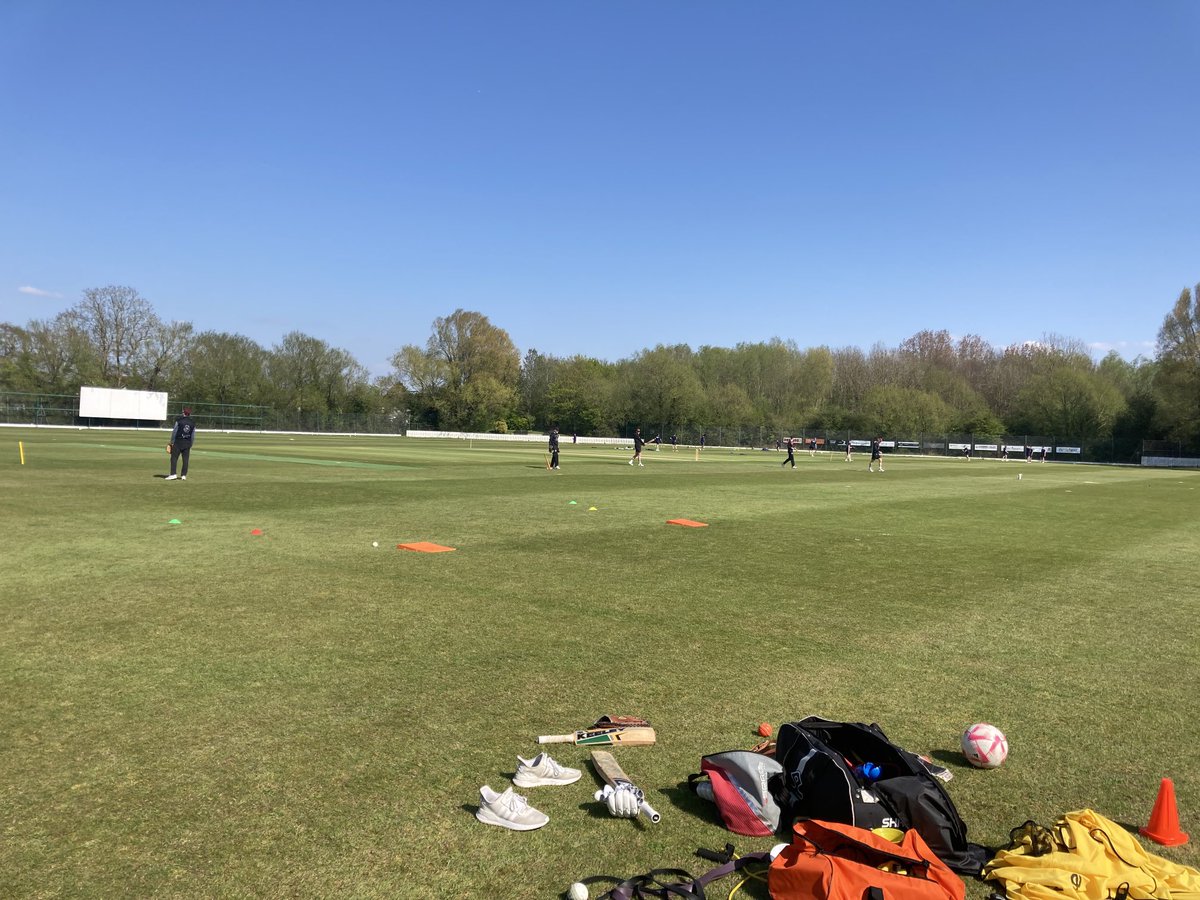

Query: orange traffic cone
[1139,777,1189,846]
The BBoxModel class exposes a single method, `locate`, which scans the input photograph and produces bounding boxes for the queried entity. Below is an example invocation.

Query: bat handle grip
[537,734,572,744]
[640,800,662,824]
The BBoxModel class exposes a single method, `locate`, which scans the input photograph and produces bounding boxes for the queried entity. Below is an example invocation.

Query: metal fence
[621,425,1122,462]
[0,392,405,434]
[0,392,1150,463]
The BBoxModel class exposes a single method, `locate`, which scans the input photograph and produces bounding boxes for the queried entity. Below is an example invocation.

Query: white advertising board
[79,386,169,421]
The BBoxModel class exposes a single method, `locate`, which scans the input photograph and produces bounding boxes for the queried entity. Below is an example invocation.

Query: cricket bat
[591,750,661,823]
[536,726,656,747]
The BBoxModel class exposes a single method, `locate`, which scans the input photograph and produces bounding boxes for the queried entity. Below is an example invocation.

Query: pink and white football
[961,723,1008,769]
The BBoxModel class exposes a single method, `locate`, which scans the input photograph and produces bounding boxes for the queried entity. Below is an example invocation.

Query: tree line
[3,284,1198,455]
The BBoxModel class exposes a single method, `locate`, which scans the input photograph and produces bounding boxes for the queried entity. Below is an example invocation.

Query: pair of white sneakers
[475,752,581,831]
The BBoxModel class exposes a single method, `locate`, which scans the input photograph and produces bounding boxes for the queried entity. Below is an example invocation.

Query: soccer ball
[961,723,1008,769]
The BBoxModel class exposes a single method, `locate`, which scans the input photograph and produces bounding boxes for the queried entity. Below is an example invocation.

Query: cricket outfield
[2,428,1197,898]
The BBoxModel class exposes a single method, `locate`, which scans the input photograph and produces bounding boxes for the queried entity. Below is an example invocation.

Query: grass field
[2,427,1198,899]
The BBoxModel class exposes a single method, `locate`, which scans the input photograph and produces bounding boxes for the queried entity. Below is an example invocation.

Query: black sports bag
[768,716,989,876]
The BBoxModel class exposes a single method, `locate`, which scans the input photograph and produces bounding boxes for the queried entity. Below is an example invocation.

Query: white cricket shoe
[475,785,548,831]
[513,752,582,787]
[165,474,178,480]
[180,476,187,480]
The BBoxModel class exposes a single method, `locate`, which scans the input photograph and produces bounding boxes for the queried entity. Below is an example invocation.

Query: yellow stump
[19,441,25,465]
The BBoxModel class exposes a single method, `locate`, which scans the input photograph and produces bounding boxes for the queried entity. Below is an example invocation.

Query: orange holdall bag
[770,818,965,900]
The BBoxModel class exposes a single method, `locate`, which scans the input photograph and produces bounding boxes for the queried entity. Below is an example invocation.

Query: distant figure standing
[548,427,560,470]
[699,433,706,451]
[1024,445,1033,462]
[844,441,853,462]
[653,434,662,451]
[165,407,196,480]
[629,428,645,467]
[783,437,796,469]
[809,438,817,457]
[868,436,885,473]
[1041,445,1048,463]
[962,445,972,461]
[670,433,678,452]
[999,445,1009,461]
[572,432,577,444]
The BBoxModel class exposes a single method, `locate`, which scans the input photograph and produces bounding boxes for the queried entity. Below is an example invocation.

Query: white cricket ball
[568,883,588,900]
[371,541,379,548]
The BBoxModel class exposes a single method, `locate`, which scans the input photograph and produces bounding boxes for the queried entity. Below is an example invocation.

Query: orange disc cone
[1139,777,1189,846]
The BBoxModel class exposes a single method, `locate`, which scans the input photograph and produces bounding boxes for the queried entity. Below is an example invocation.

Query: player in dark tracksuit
[629,428,645,466]
[868,436,885,473]
[166,408,196,480]
[548,427,560,470]
[782,437,796,468]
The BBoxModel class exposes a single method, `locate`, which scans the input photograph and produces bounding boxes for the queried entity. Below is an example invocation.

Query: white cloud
[18,285,63,298]
[1087,340,1155,359]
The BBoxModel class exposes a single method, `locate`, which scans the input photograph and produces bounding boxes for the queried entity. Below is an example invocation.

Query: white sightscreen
[79,386,169,420]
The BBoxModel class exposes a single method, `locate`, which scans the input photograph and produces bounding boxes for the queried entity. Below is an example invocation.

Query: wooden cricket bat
[536,725,656,747]
[591,750,661,823]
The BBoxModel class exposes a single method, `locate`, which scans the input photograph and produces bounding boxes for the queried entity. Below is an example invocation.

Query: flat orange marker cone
[250,528,263,536]
[1140,777,1189,846]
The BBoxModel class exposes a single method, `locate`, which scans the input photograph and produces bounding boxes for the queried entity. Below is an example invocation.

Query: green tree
[546,356,615,435]
[620,344,703,433]
[860,385,953,435]
[389,343,447,428]
[896,329,955,389]
[12,313,100,393]
[267,332,370,416]
[1100,352,1158,461]
[178,332,269,405]
[1013,366,1125,440]
[0,323,33,391]
[518,349,561,430]
[703,382,756,431]
[393,309,520,431]
[1153,285,1200,445]
[72,285,161,386]
[828,346,871,414]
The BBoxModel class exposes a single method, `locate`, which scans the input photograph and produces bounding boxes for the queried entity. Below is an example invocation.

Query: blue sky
[2,1,1197,377]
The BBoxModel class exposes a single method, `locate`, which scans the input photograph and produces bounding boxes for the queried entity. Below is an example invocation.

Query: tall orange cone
[1139,777,1188,846]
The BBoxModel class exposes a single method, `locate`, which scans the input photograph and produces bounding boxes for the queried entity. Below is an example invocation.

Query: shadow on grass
[928,748,974,771]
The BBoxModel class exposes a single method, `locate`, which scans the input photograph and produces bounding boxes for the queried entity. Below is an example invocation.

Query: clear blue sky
[2,1,1196,376]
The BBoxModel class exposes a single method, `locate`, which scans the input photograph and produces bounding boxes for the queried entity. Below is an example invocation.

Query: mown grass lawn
[2,428,1197,898]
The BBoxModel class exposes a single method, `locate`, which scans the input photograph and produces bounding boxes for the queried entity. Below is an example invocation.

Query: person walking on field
[782,436,796,469]
[844,441,853,462]
[548,427,560,470]
[165,407,196,480]
[629,428,646,467]
[868,436,885,473]
[809,437,817,457]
